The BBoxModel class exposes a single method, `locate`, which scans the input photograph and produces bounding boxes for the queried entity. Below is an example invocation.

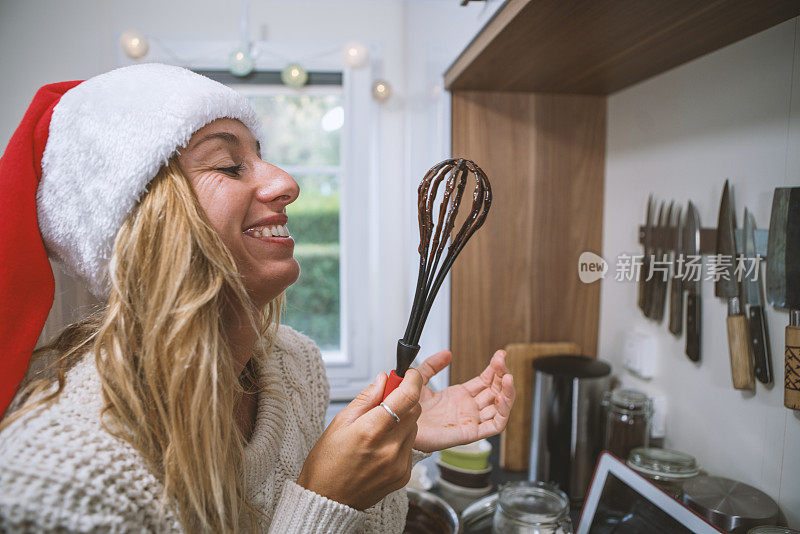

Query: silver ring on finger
[379,402,400,423]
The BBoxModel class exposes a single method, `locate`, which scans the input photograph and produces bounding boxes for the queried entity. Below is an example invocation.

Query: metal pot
[406,488,461,534]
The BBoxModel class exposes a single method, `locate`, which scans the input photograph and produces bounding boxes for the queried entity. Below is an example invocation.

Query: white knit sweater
[0,325,424,533]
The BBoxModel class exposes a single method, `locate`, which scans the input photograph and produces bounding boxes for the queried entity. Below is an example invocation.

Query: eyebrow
[191,131,261,155]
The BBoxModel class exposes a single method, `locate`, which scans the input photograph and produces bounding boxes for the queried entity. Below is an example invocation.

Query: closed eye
[217,164,244,177]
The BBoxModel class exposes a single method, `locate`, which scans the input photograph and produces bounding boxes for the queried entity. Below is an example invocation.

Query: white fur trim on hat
[37,63,263,299]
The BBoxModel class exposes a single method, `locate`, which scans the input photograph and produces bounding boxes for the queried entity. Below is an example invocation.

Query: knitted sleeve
[264,326,367,533]
[267,479,363,533]
[0,411,182,533]
[283,327,432,534]
[0,461,179,534]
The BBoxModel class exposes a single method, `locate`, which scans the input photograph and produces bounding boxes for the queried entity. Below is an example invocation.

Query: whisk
[382,158,492,400]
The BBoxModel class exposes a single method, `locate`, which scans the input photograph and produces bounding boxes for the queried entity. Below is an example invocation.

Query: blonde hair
[2,157,282,532]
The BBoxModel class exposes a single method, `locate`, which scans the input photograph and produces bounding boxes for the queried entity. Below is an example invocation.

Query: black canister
[528,355,611,504]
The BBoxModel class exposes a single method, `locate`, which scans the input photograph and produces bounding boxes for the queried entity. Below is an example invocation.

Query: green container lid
[439,439,492,471]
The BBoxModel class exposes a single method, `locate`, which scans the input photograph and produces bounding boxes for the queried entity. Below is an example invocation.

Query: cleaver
[767,187,800,409]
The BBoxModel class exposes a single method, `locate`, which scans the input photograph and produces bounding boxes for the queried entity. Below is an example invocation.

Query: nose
[254,162,300,208]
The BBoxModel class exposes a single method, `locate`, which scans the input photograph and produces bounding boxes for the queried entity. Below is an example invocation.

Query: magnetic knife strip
[638,227,769,258]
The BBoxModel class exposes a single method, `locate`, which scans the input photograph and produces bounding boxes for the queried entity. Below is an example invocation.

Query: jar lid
[497,481,569,523]
[607,388,650,410]
[627,447,700,480]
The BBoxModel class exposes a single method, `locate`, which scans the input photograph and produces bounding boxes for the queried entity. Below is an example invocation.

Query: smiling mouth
[244,224,292,239]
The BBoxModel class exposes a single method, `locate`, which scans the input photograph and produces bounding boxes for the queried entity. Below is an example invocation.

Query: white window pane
[248,92,342,167]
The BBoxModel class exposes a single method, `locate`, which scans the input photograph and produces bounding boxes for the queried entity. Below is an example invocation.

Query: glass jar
[492,481,573,534]
[601,389,653,461]
[627,447,700,500]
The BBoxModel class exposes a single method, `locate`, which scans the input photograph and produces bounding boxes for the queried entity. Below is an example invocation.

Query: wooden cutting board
[500,342,582,472]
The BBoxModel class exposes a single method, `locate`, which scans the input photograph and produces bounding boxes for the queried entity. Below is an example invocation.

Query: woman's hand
[296,370,423,511]
[413,350,515,453]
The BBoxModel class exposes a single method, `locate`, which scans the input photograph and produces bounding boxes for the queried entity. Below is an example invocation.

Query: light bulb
[119,29,148,59]
[372,80,392,102]
[342,41,368,68]
[228,46,255,77]
[281,63,308,87]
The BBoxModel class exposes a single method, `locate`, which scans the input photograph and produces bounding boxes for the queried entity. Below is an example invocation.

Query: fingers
[463,350,508,396]
[384,368,423,418]
[336,372,387,425]
[416,351,452,385]
[490,350,510,382]
[400,406,420,449]
[479,373,515,420]
[502,372,515,410]
[367,368,423,427]
[474,387,497,410]
[477,373,515,439]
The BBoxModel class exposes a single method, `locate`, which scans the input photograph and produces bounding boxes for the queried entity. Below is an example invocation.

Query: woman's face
[177,118,300,307]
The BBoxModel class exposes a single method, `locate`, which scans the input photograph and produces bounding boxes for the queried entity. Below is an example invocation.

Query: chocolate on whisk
[396,158,492,376]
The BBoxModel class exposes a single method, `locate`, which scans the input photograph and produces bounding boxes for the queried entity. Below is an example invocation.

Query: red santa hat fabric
[0,63,264,415]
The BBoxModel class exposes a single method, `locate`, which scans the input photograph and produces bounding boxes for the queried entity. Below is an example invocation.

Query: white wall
[599,18,800,526]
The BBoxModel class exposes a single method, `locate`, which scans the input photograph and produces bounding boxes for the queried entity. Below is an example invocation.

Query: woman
[0,64,514,533]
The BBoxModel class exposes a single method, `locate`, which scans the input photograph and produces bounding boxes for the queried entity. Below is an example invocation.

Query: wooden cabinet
[450,92,605,384]
[446,0,800,385]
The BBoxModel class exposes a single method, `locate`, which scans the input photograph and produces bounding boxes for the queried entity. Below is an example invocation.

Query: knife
[743,208,773,384]
[766,187,800,410]
[715,180,754,390]
[668,205,684,337]
[650,201,672,322]
[684,202,702,362]
[639,195,654,318]
[646,200,665,320]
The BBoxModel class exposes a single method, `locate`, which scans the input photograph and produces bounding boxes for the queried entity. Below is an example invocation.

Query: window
[241,86,345,361]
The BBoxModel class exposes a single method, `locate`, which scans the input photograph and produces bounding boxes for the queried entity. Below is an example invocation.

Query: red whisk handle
[381,370,404,401]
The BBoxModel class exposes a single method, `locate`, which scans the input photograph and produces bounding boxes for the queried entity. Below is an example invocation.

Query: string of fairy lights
[118,1,392,102]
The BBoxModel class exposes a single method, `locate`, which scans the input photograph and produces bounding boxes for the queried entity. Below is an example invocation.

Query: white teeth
[248,224,290,238]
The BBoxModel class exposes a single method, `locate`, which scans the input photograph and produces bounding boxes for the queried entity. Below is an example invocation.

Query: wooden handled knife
[743,208,772,384]
[715,180,754,390]
[767,187,800,410]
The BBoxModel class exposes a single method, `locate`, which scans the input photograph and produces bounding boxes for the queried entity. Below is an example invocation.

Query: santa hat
[0,63,263,415]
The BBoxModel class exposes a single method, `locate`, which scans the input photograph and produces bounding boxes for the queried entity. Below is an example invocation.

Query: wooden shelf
[445,0,800,94]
